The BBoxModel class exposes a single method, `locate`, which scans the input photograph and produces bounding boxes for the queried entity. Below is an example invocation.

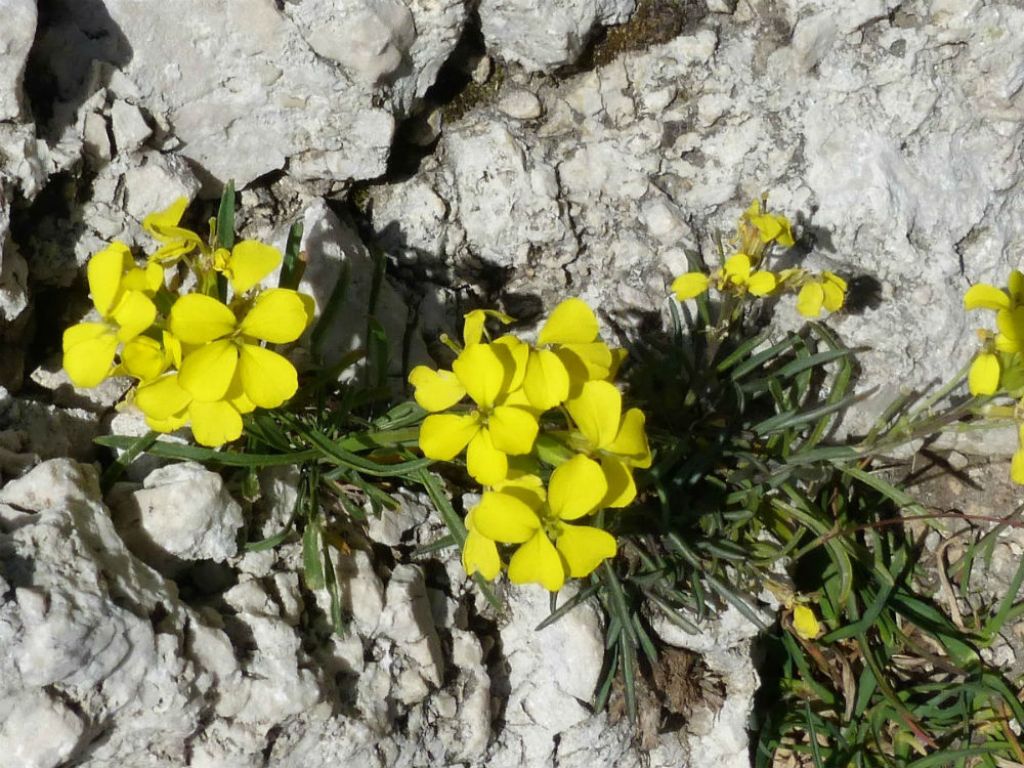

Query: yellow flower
[792,604,821,640]
[968,351,1000,396]
[564,380,651,507]
[212,241,283,295]
[410,339,538,485]
[1012,430,1024,485]
[671,272,710,301]
[743,199,795,249]
[462,504,502,580]
[671,254,776,304]
[135,370,254,447]
[720,253,778,295]
[523,298,622,410]
[118,331,181,383]
[169,289,311,409]
[462,308,515,347]
[796,271,846,317]
[63,243,163,387]
[471,455,617,592]
[143,197,204,264]
[964,270,1024,312]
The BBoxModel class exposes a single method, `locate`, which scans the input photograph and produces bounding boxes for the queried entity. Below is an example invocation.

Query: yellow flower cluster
[671,200,848,318]
[409,299,652,591]
[63,198,314,447]
[963,271,1024,482]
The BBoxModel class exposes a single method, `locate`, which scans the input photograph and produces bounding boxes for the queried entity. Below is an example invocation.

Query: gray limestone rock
[0,0,36,122]
[480,0,637,72]
[109,462,244,571]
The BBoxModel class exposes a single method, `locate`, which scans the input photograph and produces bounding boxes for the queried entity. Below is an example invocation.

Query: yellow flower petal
[600,456,636,508]
[796,282,824,318]
[408,366,467,412]
[492,335,529,392]
[462,308,514,346]
[88,242,131,317]
[111,290,157,341]
[607,407,652,468]
[178,340,239,402]
[188,399,244,447]
[143,196,188,232]
[747,271,777,296]
[419,412,480,460]
[63,325,118,387]
[549,454,607,521]
[1010,271,1024,304]
[968,353,1000,396]
[452,342,507,410]
[792,605,821,640]
[473,490,541,543]
[821,279,845,312]
[135,374,193,420]
[997,307,1024,346]
[169,294,237,344]
[508,531,566,592]
[555,524,617,578]
[239,288,310,343]
[145,411,189,434]
[523,348,570,410]
[723,253,752,283]
[462,513,502,580]
[964,284,1011,312]
[487,406,539,455]
[538,298,598,346]
[121,336,168,381]
[226,240,282,294]
[566,379,622,450]
[466,428,509,485]
[671,272,710,301]
[238,343,298,408]
[63,322,109,352]
[1012,448,1024,485]
[557,342,614,383]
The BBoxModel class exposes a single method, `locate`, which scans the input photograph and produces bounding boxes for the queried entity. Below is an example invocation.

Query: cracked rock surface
[2,0,1024,765]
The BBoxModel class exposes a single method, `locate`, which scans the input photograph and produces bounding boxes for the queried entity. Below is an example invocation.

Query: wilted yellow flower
[792,604,821,640]
[143,197,203,265]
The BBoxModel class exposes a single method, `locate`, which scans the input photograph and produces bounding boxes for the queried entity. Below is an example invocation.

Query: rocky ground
[1,0,1023,766]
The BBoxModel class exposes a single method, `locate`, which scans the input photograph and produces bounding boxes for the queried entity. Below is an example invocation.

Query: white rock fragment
[480,0,637,72]
[82,111,112,166]
[649,602,766,768]
[290,198,428,378]
[0,0,36,121]
[488,585,605,766]
[497,89,544,120]
[0,690,86,768]
[109,99,152,155]
[336,549,386,636]
[377,564,445,704]
[110,462,244,569]
[0,460,204,765]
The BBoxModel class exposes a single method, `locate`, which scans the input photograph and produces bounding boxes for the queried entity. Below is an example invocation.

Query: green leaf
[99,429,158,491]
[94,435,321,466]
[279,220,305,289]
[216,179,235,250]
[303,523,325,589]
